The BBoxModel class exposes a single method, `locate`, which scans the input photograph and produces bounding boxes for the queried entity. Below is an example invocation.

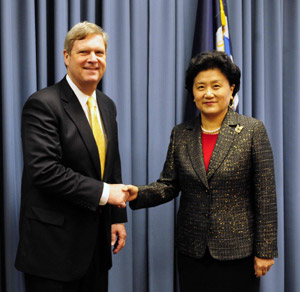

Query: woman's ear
[230,84,235,95]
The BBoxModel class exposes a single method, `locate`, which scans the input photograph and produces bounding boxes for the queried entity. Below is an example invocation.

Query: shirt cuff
[99,183,110,205]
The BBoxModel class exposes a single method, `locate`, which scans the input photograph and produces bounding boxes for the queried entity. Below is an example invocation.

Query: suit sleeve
[130,127,181,210]
[108,101,127,223]
[252,121,278,258]
[22,95,103,212]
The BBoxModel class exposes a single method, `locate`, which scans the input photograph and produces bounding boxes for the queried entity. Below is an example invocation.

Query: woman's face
[193,68,235,120]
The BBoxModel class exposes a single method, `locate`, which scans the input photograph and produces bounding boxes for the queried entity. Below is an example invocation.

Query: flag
[216,0,239,111]
[184,0,238,121]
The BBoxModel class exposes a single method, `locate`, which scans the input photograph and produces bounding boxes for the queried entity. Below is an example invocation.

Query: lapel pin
[235,125,244,134]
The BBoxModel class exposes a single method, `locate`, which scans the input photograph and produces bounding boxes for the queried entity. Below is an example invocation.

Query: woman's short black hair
[185,51,241,97]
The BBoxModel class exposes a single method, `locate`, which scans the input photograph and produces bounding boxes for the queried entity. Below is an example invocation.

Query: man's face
[64,34,106,95]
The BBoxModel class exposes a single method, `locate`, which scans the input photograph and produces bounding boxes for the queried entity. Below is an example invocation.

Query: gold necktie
[87,96,106,179]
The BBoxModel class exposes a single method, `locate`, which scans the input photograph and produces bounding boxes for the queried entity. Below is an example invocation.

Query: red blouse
[201,133,218,172]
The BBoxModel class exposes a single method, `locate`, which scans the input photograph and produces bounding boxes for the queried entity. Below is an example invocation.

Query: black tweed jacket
[130,109,278,260]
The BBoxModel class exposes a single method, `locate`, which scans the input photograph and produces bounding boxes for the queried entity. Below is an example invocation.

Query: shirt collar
[66,75,96,106]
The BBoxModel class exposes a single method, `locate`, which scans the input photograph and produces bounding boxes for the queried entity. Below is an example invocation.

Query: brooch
[235,125,244,134]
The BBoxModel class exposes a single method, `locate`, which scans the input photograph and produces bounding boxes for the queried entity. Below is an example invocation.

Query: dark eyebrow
[195,80,221,84]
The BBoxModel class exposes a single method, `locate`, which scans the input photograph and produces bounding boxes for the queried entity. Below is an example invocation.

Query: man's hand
[254,256,274,277]
[111,224,127,254]
[122,185,139,201]
[108,184,129,208]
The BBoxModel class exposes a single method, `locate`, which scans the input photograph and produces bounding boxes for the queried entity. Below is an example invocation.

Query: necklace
[201,126,221,134]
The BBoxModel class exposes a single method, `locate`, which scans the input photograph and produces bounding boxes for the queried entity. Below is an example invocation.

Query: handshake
[108,184,139,208]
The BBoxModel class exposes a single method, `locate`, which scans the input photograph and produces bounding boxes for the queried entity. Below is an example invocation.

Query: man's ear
[63,49,69,67]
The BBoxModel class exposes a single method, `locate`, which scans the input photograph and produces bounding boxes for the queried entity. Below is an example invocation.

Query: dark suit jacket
[15,77,127,282]
[130,109,277,260]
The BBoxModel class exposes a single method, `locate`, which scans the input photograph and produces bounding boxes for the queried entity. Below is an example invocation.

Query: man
[15,22,128,292]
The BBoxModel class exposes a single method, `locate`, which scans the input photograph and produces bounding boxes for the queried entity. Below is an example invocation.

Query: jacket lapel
[206,109,239,180]
[96,92,112,181]
[186,118,209,189]
[60,78,102,179]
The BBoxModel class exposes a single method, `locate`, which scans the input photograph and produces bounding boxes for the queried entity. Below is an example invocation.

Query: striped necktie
[87,96,106,179]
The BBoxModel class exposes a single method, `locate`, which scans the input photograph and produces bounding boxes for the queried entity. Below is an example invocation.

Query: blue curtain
[1,0,300,291]
[227,1,285,291]
[282,1,300,291]
[101,1,197,291]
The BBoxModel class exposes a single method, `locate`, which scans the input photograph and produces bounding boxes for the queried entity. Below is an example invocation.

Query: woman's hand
[254,256,274,277]
[122,185,139,201]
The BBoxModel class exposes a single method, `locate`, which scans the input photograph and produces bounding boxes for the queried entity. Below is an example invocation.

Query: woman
[126,51,277,292]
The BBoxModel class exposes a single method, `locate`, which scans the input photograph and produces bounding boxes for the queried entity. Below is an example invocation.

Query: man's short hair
[64,21,108,54]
